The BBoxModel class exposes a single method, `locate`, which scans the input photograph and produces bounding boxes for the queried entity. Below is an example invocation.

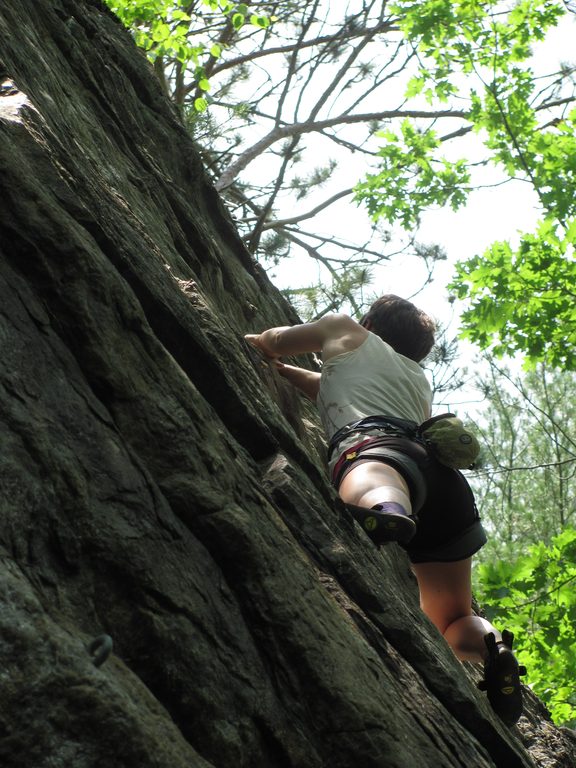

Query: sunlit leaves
[358,0,567,226]
[392,0,564,75]
[476,527,576,724]
[451,217,576,368]
[450,106,576,367]
[105,0,201,63]
[360,0,567,228]
[355,120,470,229]
[250,14,270,28]
[356,0,574,368]
[104,0,272,108]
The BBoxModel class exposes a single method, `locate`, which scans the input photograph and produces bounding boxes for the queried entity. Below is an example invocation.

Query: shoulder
[315,313,360,333]
[318,314,369,361]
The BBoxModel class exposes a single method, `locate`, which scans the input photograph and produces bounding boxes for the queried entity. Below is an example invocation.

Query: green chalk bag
[419,413,480,470]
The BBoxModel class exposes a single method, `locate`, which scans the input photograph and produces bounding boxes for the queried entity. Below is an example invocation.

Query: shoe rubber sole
[478,631,526,726]
[346,503,417,545]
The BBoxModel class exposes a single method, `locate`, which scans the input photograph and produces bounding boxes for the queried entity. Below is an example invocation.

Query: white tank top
[316,332,432,440]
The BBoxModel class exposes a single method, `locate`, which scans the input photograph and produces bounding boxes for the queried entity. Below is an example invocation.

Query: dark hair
[360,294,435,362]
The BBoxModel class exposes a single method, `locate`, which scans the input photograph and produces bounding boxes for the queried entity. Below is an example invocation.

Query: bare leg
[338,460,411,511]
[339,460,524,720]
[340,467,493,659]
[414,558,525,723]
[411,558,499,662]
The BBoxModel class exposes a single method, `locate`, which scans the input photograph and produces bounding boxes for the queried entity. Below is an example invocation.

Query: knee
[357,484,411,511]
[420,601,473,637]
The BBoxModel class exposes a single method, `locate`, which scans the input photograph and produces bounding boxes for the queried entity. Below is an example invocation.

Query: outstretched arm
[244,323,325,358]
[245,313,366,360]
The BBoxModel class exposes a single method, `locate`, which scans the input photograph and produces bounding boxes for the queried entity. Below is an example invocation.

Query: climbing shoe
[478,630,527,726]
[346,501,417,546]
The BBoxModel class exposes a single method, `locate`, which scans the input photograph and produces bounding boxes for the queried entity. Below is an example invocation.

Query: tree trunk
[0,2,574,766]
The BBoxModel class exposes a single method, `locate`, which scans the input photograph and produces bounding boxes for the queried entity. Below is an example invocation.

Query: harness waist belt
[328,415,420,460]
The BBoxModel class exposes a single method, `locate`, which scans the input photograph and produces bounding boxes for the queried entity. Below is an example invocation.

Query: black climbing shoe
[478,630,527,726]
[346,501,417,546]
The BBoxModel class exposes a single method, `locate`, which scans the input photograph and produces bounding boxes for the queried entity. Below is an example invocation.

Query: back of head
[360,295,436,362]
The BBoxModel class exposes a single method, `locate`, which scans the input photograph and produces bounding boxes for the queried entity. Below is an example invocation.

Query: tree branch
[204,19,397,82]
[281,231,363,316]
[259,188,354,230]
[215,108,469,190]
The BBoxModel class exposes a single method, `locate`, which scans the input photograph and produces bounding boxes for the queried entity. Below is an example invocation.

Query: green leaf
[405,75,425,98]
[171,9,190,21]
[250,14,270,28]
[476,526,576,725]
[566,217,576,243]
[151,22,170,42]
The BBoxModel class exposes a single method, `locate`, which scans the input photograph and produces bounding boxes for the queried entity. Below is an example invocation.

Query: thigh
[411,558,473,634]
[338,460,410,506]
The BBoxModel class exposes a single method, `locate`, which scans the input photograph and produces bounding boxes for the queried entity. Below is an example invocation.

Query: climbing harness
[329,413,480,472]
[328,415,421,460]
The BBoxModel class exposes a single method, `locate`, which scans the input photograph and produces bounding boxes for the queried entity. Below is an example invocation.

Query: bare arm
[245,323,326,357]
[245,313,367,360]
[275,363,321,401]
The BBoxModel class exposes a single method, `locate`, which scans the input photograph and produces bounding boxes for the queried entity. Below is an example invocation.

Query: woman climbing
[246,294,526,726]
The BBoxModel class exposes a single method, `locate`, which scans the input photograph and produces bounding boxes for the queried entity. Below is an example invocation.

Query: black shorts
[331,433,487,563]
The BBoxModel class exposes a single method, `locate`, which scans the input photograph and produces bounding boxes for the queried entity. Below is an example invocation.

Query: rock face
[0,2,575,767]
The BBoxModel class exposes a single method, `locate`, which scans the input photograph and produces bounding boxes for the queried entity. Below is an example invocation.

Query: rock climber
[246,294,526,725]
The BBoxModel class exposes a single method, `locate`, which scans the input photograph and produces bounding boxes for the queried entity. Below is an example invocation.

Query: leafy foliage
[448,41,576,368]
[451,106,576,369]
[476,526,576,725]
[452,214,576,368]
[396,0,564,81]
[356,0,568,225]
[353,0,576,367]
[471,360,576,725]
[104,0,271,110]
[356,120,470,229]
